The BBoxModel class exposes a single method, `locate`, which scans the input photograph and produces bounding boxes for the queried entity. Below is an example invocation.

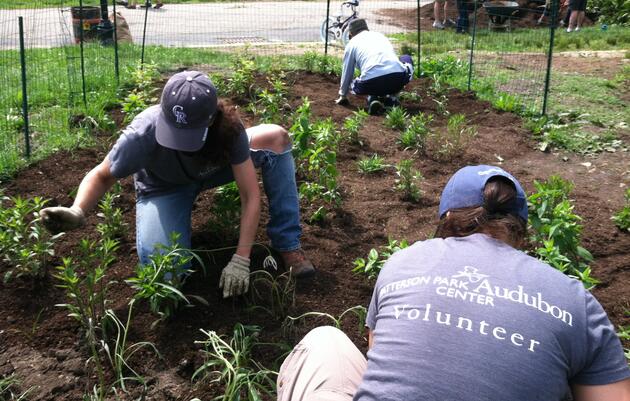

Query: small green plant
[357,154,387,174]
[96,186,127,241]
[395,159,422,202]
[432,94,449,116]
[193,324,278,401]
[384,106,409,131]
[102,299,161,393]
[0,195,62,282]
[227,55,257,99]
[343,109,369,144]
[120,63,159,123]
[207,182,241,241]
[399,113,433,151]
[492,92,520,113]
[246,270,295,321]
[353,238,410,279]
[399,91,421,102]
[55,238,119,401]
[282,305,368,339]
[528,176,597,288]
[429,114,476,161]
[616,310,630,364]
[126,233,205,323]
[612,188,630,232]
[249,71,289,124]
[299,51,342,75]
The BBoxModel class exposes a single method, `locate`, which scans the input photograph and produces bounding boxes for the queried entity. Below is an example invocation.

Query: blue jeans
[135,146,301,265]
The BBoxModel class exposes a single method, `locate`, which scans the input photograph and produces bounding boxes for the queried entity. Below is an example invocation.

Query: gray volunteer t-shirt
[356,233,630,401]
[107,105,250,197]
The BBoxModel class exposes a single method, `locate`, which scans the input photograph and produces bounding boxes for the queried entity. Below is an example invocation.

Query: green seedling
[193,324,278,401]
[283,305,368,339]
[0,195,62,282]
[492,92,521,113]
[384,106,409,131]
[102,299,161,393]
[357,154,387,174]
[55,238,119,401]
[227,56,257,99]
[612,188,630,232]
[353,238,410,280]
[246,270,295,321]
[126,233,206,324]
[207,182,241,241]
[0,373,33,401]
[399,91,422,102]
[432,94,449,116]
[343,109,369,145]
[429,114,476,161]
[248,71,289,124]
[399,113,433,151]
[395,159,423,202]
[96,189,127,241]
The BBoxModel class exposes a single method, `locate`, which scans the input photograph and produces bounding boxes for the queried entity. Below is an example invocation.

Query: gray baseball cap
[156,71,218,152]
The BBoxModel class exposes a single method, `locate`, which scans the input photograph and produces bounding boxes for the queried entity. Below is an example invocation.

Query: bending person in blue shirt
[334,19,414,115]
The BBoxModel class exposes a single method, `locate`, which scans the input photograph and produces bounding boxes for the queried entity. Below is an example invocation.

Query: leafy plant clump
[428,113,477,161]
[226,55,258,99]
[120,63,160,124]
[528,176,597,288]
[207,182,241,241]
[353,238,410,279]
[248,71,290,125]
[193,324,279,401]
[384,106,409,131]
[395,159,423,202]
[343,109,369,145]
[283,305,368,339]
[399,113,433,151]
[96,185,127,241]
[357,154,387,174]
[126,233,205,323]
[612,188,630,231]
[247,270,295,321]
[0,195,62,282]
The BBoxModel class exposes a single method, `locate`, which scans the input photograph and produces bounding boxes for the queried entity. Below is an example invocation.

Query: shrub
[399,113,433,151]
[357,154,387,174]
[207,182,241,241]
[227,56,257,99]
[96,185,127,241]
[343,109,369,145]
[528,176,597,288]
[384,106,409,131]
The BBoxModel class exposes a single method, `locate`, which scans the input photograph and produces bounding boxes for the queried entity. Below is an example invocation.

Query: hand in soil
[39,206,86,234]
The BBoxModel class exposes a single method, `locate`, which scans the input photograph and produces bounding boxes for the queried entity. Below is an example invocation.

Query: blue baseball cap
[438,165,528,221]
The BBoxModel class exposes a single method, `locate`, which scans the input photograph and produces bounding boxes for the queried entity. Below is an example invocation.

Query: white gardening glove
[219,254,250,298]
[335,95,349,105]
[40,206,86,234]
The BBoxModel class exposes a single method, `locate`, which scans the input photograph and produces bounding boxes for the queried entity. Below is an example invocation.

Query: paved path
[0,1,429,49]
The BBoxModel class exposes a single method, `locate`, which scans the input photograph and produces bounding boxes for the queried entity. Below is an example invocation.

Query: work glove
[219,254,250,298]
[40,206,86,234]
[335,95,349,106]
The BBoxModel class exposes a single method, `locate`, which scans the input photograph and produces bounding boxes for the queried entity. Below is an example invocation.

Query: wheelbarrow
[483,1,520,31]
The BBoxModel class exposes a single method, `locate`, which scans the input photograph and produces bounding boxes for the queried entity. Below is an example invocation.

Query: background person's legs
[277,326,367,401]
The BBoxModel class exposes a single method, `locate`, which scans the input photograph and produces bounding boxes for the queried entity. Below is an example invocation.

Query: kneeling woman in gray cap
[40,70,314,299]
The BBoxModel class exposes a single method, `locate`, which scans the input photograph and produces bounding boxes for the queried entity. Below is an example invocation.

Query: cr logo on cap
[172,105,188,125]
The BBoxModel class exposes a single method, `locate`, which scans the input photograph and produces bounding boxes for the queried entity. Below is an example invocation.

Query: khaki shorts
[277,326,368,401]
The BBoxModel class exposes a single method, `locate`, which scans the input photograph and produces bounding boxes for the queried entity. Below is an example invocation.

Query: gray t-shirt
[107,105,250,197]
[356,233,630,401]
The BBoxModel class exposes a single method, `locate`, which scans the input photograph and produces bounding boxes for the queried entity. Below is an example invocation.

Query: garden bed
[0,70,628,400]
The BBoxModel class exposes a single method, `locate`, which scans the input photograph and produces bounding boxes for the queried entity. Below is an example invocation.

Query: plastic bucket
[71,6,101,43]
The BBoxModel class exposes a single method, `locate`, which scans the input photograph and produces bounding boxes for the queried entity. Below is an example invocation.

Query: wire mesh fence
[0,0,563,177]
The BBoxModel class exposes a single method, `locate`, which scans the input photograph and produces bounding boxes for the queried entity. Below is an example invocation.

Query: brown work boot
[280,248,315,278]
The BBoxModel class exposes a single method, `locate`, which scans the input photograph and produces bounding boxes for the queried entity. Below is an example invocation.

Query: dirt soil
[1,70,628,400]
[378,0,592,31]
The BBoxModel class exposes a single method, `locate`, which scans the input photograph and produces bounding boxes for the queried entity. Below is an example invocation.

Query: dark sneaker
[384,95,400,108]
[280,249,315,278]
[368,99,385,115]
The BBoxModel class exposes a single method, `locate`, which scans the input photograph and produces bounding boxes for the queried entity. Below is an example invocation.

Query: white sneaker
[433,20,445,29]
[566,27,573,33]
[575,26,580,31]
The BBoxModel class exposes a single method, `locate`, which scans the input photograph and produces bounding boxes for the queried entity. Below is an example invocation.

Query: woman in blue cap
[276,165,630,401]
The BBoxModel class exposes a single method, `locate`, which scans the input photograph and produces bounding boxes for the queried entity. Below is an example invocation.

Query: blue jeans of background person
[456,0,470,33]
[135,145,301,265]
[351,55,413,97]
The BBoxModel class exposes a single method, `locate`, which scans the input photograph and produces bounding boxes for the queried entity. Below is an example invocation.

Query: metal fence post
[542,0,558,116]
[112,0,120,83]
[18,17,31,159]
[467,0,479,91]
[79,0,88,106]
[416,0,420,75]
[140,0,150,68]
[324,0,331,56]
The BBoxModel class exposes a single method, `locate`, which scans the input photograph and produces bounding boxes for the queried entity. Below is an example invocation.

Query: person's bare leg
[576,10,585,29]
[434,2,442,23]
[568,9,577,30]
[443,2,449,24]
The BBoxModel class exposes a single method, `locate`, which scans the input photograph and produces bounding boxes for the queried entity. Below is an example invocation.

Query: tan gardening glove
[40,206,86,234]
[219,254,250,298]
